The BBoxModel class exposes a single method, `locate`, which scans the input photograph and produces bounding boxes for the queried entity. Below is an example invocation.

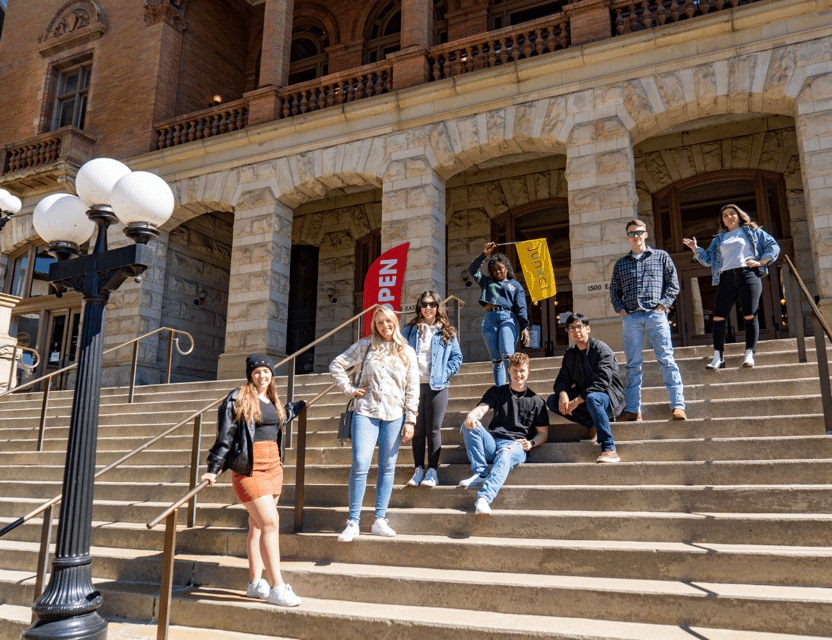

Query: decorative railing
[279,60,393,118]
[428,13,570,81]
[1,126,95,176]
[611,0,764,35]
[155,99,250,150]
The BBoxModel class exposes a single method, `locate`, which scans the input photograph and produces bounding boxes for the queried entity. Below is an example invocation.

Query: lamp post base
[22,612,108,640]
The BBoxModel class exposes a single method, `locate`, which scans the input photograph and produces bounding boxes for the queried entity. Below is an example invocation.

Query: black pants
[712,267,763,351]
[412,384,448,470]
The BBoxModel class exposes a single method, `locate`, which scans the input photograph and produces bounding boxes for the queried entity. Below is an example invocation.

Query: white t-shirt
[416,323,439,383]
[720,228,755,272]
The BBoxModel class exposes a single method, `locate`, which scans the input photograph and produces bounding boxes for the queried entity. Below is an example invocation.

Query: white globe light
[110,171,174,227]
[33,195,95,245]
[0,189,21,214]
[75,158,131,207]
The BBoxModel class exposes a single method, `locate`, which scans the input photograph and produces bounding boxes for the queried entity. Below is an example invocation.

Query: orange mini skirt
[232,440,284,503]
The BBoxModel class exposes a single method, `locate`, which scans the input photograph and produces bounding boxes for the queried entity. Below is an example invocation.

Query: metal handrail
[781,255,832,433]
[0,344,40,392]
[0,327,194,452]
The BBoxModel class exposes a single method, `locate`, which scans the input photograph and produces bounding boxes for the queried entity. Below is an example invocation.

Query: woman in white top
[329,305,419,541]
[683,204,780,369]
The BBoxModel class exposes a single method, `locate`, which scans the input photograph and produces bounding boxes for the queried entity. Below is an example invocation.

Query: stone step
[1,545,830,637]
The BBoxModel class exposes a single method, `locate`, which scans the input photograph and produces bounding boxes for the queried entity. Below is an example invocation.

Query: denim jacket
[694,226,780,285]
[401,324,463,390]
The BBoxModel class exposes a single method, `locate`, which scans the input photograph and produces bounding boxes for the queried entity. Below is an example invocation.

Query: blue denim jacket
[694,226,780,285]
[401,324,463,390]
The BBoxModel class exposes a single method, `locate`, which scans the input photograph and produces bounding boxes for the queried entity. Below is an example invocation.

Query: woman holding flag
[468,242,530,386]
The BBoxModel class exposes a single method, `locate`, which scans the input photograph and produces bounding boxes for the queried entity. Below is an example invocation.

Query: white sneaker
[371,518,396,537]
[421,468,439,487]
[459,473,487,488]
[246,578,270,600]
[267,583,301,607]
[474,497,491,515]
[743,349,755,368]
[337,520,360,542]
[406,468,424,486]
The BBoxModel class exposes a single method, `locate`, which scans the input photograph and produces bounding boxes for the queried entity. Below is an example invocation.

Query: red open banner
[361,242,410,336]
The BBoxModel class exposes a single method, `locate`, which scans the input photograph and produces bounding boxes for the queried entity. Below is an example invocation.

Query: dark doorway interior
[287,244,320,374]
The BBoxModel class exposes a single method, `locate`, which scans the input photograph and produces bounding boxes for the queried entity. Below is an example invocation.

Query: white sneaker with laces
[371,518,396,537]
[474,497,491,515]
[421,468,439,487]
[267,583,302,607]
[406,467,424,486]
[459,473,487,488]
[337,519,360,542]
[743,349,755,368]
[246,578,270,600]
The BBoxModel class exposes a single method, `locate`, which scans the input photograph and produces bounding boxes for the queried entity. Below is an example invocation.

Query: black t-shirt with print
[480,385,549,441]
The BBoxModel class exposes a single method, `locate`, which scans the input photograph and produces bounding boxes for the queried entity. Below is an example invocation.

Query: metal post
[813,315,832,434]
[453,298,461,335]
[293,407,308,533]
[128,341,139,404]
[165,329,174,384]
[156,510,178,640]
[186,415,202,528]
[36,382,50,453]
[8,344,18,391]
[33,505,53,610]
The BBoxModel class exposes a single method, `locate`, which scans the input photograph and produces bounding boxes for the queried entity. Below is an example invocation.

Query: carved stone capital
[143,0,187,32]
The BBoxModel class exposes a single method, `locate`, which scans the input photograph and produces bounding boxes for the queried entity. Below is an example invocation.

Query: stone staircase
[0,338,831,639]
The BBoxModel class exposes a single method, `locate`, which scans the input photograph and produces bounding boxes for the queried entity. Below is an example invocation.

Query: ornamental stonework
[39,0,105,43]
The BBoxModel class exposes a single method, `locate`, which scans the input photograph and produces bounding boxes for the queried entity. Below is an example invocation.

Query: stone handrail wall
[155,98,250,150]
[428,13,570,81]
[278,60,393,118]
[1,126,96,177]
[611,0,764,34]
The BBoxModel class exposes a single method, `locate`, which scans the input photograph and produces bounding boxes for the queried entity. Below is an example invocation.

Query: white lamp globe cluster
[32,158,174,257]
[0,189,22,216]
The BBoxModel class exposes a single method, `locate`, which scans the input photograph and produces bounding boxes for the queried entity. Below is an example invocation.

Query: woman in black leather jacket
[201,353,304,607]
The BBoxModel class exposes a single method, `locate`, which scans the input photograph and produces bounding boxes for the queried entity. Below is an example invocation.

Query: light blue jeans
[348,414,404,522]
[622,310,685,412]
[461,423,526,504]
[481,309,519,386]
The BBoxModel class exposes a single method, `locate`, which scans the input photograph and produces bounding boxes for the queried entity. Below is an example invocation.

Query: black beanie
[245,353,274,380]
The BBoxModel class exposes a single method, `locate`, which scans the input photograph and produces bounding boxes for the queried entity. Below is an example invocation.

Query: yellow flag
[516,238,556,302]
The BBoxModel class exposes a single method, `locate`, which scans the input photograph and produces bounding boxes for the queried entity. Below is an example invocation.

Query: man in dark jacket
[548,313,625,463]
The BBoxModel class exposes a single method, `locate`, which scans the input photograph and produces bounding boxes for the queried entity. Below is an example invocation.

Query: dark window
[489,0,566,30]
[53,64,91,130]
[288,26,330,86]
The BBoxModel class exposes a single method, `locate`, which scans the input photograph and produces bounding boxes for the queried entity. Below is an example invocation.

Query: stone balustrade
[279,60,393,118]
[0,126,96,192]
[155,99,250,150]
[428,14,570,81]
[611,0,764,34]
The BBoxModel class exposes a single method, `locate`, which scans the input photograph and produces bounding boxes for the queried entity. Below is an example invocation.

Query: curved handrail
[0,344,40,392]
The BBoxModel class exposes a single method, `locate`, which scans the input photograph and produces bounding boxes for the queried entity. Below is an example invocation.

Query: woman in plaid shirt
[330,305,419,541]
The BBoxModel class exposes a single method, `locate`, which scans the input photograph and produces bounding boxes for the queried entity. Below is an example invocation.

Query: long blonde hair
[234,375,285,425]
[370,305,410,364]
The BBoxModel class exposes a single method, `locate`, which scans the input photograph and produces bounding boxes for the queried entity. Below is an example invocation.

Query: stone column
[566,116,638,350]
[446,0,487,41]
[217,188,292,379]
[0,294,20,391]
[260,0,295,88]
[392,0,432,90]
[795,72,832,316]
[381,154,446,302]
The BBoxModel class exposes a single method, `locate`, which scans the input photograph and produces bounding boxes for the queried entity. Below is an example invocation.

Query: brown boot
[671,408,687,420]
[618,411,642,422]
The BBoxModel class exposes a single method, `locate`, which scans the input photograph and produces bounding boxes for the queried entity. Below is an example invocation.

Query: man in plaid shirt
[610,219,687,421]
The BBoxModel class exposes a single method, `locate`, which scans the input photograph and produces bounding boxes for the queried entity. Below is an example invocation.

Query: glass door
[44,310,81,390]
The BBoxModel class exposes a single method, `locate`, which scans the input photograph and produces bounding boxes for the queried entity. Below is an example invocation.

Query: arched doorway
[492,198,571,356]
[652,170,792,346]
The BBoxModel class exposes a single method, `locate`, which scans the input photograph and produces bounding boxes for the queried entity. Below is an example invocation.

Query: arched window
[364,0,448,64]
[288,25,329,85]
[489,0,568,30]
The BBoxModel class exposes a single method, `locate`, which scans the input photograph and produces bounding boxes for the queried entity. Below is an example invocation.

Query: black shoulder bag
[337,343,372,446]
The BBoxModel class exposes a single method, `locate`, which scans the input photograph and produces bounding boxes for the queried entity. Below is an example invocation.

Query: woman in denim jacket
[401,291,463,488]
[683,204,780,369]
[467,242,530,386]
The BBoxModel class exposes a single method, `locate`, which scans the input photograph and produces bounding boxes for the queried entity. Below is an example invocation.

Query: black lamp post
[23,158,174,640]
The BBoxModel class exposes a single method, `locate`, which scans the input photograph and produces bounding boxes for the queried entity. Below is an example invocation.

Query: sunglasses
[420,301,438,309]
[627,230,646,238]
[566,324,587,333]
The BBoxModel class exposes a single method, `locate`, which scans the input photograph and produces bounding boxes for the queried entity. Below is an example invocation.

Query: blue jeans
[547,391,615,452]
[349,414,404,521]
[622,310,685,412]
[461,423,526,504]
[481,309,519,386]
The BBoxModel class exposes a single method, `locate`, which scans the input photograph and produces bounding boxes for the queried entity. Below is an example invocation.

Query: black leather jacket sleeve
[206,389,251,475]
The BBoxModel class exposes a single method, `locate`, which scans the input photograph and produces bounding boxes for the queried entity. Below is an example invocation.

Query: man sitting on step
[459,351,549,515]
[547,313,626,464]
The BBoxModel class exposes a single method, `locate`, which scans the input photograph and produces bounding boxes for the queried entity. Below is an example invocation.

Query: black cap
[245,353,274,380]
